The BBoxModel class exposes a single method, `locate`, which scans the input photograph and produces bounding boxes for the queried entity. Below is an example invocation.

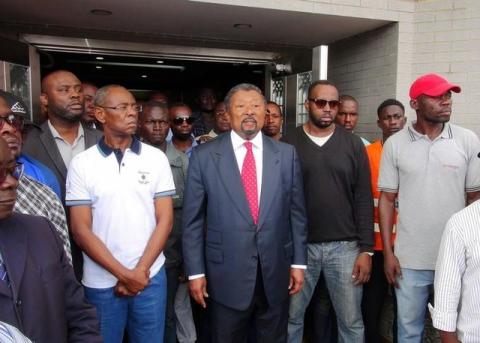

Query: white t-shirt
[66,138,175,288]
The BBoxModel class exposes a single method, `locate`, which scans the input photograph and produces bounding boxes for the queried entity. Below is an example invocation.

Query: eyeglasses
[0,162,24,184]
[144,119,169,127]
[0,113,25,131]
[308,98,340,109]
[172,117,195,125]
[98,104,142,113]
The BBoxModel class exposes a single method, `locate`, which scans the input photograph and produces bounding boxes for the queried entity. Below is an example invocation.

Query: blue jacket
[182,133,307,310]
[18,154,61,199]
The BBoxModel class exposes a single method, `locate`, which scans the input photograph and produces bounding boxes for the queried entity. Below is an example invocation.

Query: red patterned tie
[241,141,259,224]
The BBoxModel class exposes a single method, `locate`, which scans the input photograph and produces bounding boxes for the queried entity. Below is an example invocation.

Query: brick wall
[328,23,400,141]
[410,0,480,134]
[326,0,480,139]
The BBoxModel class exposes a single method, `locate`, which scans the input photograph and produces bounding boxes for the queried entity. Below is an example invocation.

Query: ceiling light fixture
[90,9,113,16]
[96,66,102,69]
[69,60,186,71]
[156,60,164,64]
[233,23,252,29]
[96,56,104,60]
[141,75,147,78]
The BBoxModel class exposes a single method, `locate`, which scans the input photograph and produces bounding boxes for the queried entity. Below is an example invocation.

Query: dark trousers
[361,251,397,343]
[165,266,180,343]
[210,265,289,343]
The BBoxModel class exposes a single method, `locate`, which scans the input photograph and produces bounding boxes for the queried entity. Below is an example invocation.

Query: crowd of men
[0,69,478,343]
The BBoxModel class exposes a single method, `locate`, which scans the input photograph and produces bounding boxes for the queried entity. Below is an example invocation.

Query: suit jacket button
[252,255,257,260]
[15,299,22,306]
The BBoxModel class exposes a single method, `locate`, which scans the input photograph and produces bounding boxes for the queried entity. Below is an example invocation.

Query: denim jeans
[84,266,167,343]
[288,241,364,343]
[396,268,434,343]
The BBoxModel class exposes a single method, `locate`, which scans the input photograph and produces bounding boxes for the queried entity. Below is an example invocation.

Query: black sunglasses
[308,98,340,109]
[0,113,25,131]
[172,117,195,125]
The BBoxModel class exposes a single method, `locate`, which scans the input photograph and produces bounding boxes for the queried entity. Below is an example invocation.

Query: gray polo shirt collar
[48,120,85,143]
[407,121,453,142]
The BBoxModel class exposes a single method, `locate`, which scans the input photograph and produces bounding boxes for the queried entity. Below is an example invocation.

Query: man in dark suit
[0,137,101,342]
[23,70,103,202]
[182,83,307,343]
[23,70,103,279]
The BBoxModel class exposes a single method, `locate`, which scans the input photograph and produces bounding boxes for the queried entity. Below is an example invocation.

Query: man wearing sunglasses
[0,137,102,342]
[170,103,198,158]
[0,91,72,263]
[285,80,374,343]
[67,85,175,342]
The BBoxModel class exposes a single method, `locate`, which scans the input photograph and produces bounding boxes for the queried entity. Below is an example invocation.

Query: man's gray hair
[224,83,266,111]
[93,84,124,107]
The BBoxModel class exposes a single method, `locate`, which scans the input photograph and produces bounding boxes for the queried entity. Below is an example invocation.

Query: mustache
[242,118,257,124]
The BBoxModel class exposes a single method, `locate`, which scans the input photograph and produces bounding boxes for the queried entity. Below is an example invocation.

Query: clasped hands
[114,266,150,297]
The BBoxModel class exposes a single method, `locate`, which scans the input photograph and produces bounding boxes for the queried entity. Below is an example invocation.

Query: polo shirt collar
[48,120,84,143]
[97,135,142,157]
[407,121,453,141]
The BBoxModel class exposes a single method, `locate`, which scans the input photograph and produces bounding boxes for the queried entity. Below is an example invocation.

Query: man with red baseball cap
[378,73,480,342]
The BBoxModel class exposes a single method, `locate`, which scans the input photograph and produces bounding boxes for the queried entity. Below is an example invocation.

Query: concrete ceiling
[0,0,390,50]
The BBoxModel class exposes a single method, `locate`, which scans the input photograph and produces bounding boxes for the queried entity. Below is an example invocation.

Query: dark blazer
[182,132,307,311]
[23,121,103,201]
[23,121,103,280]
[0,213,101,342]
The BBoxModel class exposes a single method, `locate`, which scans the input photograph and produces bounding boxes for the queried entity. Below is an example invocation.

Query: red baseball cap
[409,73,461,100]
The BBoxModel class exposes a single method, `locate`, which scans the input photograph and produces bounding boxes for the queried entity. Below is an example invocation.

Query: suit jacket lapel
[0,218,27,298]
[212,134,254,226]
[257,136,280,227]
[39,122,67,180]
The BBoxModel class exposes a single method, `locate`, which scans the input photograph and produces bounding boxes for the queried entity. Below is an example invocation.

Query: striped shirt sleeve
[430,218,465,332]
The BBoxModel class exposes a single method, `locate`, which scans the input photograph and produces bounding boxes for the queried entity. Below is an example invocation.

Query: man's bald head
[41,70,80,93]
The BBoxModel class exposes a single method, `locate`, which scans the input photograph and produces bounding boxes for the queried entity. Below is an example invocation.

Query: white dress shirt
[429,200,480,343]
[231,130,263,203]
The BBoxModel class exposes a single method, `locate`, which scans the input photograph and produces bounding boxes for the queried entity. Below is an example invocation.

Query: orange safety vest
[366,140,397,251]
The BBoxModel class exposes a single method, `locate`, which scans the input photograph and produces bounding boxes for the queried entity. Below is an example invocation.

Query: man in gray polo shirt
[378,73,480,343]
